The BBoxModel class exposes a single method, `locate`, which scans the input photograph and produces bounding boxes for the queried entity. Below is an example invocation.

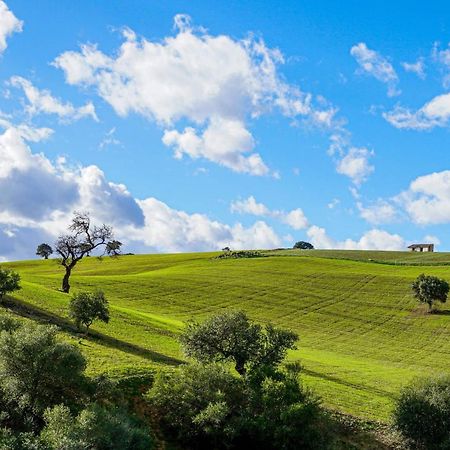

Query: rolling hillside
[3,250,450,422]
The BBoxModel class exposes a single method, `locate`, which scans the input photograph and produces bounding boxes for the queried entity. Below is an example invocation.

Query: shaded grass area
[3,250,450,422]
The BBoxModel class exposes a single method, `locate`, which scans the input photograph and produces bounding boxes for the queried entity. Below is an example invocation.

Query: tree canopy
[36,243,53,259]
[293,241,314,250]
[0,268,20,302]
[69,290,110,335]
[411,274,449,312]
[180,310,298,376]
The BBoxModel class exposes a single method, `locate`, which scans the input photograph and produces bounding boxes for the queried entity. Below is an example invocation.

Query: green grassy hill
[3,249,450,422]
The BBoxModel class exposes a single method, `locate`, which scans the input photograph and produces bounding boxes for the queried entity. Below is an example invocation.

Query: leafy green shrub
[147,363,245,447]
[69,290,110,335]
[394,375,450,449]
[147,362,331,449]
[41,403,153,450]
[215,250,264,259]
[0,323,87,428]
[244,364,330,450]
[412,274,449,312]
[0,268,20,302]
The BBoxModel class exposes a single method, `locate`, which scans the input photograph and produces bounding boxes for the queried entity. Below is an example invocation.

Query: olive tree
[35,244,53,260]
[394,375,450,448]
[293,241,314,250]
[55,212,120,293]
[42,403,153,450]
[69,290,110,335]
[0,323,87,427]
[0,268,20,302]
[180,310,298,376]
[412,273,449,312]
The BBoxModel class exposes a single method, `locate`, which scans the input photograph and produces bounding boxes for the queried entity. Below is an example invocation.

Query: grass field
[3,249,450,423]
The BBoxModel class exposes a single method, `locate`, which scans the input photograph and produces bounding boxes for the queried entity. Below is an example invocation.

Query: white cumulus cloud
[0,1,22,54]
[53,15,335,175]
[401,58,426,79]
[9,76,98,122]
[383,93,450,130]
[350,42,400,97]
[307,225,405,250]
[230,195,308,230]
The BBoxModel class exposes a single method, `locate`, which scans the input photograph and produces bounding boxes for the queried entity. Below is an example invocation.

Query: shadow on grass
[1,297,183,367]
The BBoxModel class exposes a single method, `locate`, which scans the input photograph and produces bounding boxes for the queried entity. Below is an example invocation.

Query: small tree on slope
[36,243,53,259]
[412,273,449,312]
[69,290,110,336]
[0,268,20,302]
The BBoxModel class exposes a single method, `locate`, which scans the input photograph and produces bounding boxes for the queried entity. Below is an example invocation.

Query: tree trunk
[44,255,48,259]
[235,360,246,376]
[62,266,72,293]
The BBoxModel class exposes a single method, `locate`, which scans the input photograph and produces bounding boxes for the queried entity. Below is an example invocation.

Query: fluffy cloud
[53,15,335,175]
[383,93,450,130]
[230,196,309,230]
[397,170,450,225]
[401,58,426,79]
[307,225,405,250]
[328,132,375,185]
[357,200,397,224]
[162,117,268,175]
[335,147,374,185]
[129,198,281,253]
[350,42,400,96]
[0,126,282,260]
[9,76,98,122]
[0,1,22,54]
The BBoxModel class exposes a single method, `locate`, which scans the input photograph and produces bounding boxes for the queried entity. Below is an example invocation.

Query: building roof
[407,243,433,248]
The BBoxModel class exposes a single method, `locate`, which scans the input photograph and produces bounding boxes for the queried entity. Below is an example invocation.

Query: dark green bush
[41,403,153,450]
[215,250,264,259]
[147,363,331,449]
[394,375,450,449]
[147,363,245,447]
[0,268,20,302]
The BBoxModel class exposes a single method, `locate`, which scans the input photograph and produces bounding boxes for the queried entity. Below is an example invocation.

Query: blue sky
[1,0,450,260]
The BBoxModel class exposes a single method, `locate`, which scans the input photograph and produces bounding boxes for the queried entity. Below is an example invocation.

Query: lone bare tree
[55,212,120,293]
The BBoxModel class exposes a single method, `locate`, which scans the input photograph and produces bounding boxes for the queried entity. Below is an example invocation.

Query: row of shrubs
[216,250,264,259]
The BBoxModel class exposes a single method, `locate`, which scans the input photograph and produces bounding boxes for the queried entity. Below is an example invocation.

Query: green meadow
[3,249,450,423]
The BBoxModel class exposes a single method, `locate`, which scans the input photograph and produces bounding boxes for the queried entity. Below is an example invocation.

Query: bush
[394,375,450,449]
[147,363,245,447]
[147,363,331,449]
[215,250,264,259]
[0,323,87,428]
[69,290,110,335]
[0,268,20,302]
[41,403,153,450]
[244,364,330,450]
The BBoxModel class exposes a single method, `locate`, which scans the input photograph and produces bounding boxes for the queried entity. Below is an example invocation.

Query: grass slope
[3,250,450,422]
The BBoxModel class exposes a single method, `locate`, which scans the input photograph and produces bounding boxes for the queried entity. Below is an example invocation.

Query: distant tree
[35,243,53,260]
[69,290,110,335]
[180,311,298,376]
[0,323,86,427]
[55,212,119,293]
[222,247,231,252]
[293,241,314,250]
[106,240,123,256]
[412,273,449,312]
[0,268,20,302]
